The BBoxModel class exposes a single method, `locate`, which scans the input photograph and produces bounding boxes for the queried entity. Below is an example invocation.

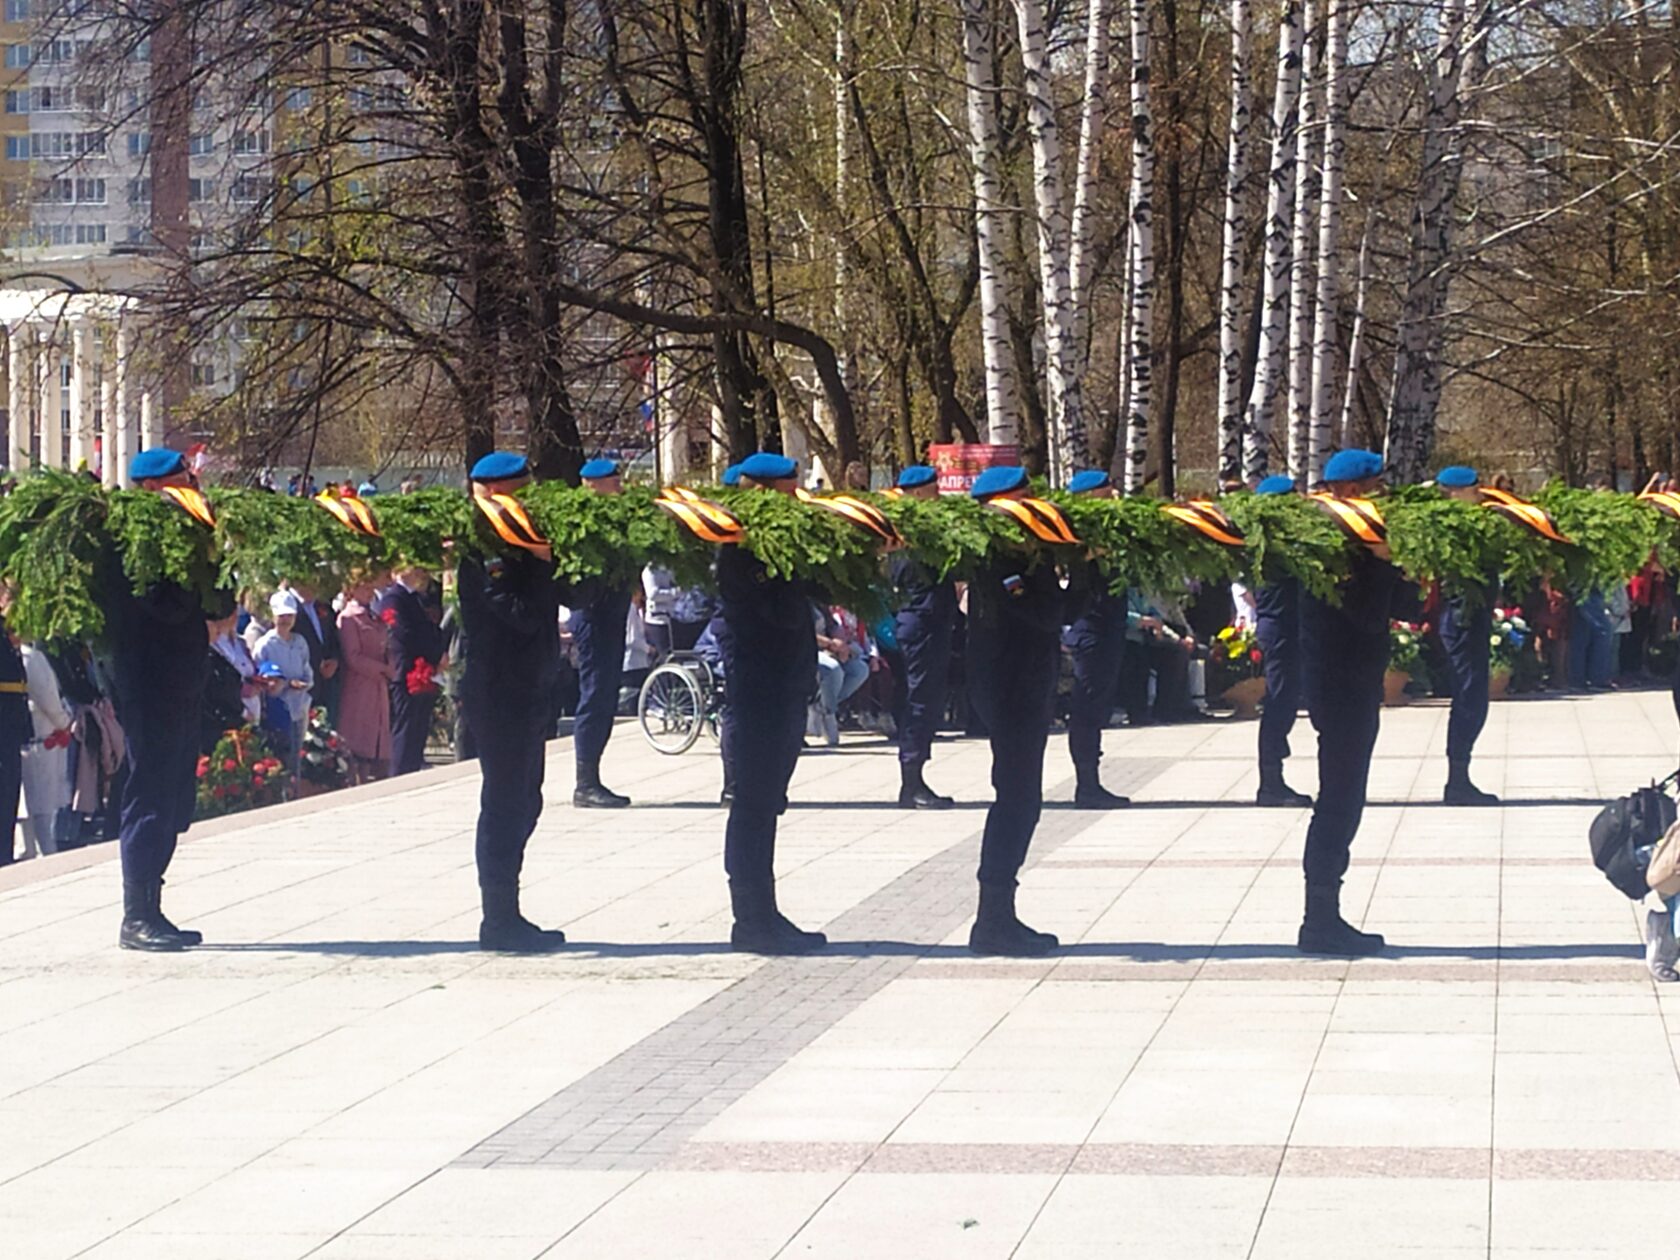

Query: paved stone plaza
[2,690,1677,1258]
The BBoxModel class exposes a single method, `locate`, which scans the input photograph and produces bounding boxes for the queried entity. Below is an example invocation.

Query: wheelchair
[637,651,723,754]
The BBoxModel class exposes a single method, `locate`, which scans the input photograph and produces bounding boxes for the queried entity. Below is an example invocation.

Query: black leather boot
[574,767,631,809]
[729,880,826,955]
[153,879,202,946]
[968,883,1058,957]
[1073,763,1130,810]
[1256,763,1313,807]
[478,883,567,953]
[118,880,190,952]
[1297,883,1384,957]
[1443,761,1498,806]
[898,764,954,810]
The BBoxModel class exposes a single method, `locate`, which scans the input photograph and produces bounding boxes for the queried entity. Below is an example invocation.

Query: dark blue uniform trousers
[388,684,435,777]
[1065,627,1125,773]
[1439,600,1491,765]
[1302,646,1384,887]
[116,680,202,884]
[572,591,630,780]
[971,656,1057,889]
[894,614,951,769]
[1257,624,1299,768]
[722,669,807,888]
[462,692,547,892]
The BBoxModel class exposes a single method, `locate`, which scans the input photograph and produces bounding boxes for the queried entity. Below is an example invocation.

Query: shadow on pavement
[194,938,1643,962]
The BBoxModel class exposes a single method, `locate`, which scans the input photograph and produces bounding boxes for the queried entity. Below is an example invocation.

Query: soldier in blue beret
[1433,466,1499,805]
[572,458,632,808]
[1253,475,1313,807]
[965,467,1061,955]
[718,453,825,953]
[1062,470,1130,809]
[888,464,956,808]
[1298,450,1406,956]
[112,448,231,950]
[721,464,743,487]
[457,451,567,951]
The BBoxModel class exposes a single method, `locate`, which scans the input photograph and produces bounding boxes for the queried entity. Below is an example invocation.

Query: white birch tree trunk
[1241,0,1303,480]
[960,0,1021,445]
[1122,0,1155,493]
[834,5,857,400]
[1014,0,1080,480]
[1215,0,1253,484]
[1307,0,1347,481]
[1068,0,1113,460]
[1285,0,1321,483]
[1339,212,1374,446]
[1385,0,1467,483]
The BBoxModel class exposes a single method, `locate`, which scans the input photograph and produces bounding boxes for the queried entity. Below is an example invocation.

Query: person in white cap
[253,589,314,775]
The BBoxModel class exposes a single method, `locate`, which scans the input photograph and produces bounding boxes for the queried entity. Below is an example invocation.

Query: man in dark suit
[378,569,445,777]
[290,582,341,727]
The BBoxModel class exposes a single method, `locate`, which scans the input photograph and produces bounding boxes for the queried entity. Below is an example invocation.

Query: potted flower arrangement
[1209,624,1268,718]
[1488,606,1531,698]
[1387,620,1429,705]
[196,728,286,820]
[299,708,354,796]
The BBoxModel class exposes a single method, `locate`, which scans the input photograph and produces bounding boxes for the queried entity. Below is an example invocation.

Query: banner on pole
[928,443,1020,494]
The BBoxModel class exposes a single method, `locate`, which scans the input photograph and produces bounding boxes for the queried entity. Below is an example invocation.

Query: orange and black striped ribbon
[1483,498,1569,544]
[988,496,1080,546]
[1161,500,1245,548]
[799,492,904,546]
[1309,492,1388,547]
[159,485,216,529]
[314,491,380,538]
[1476,486,1524,507]
[660,485,702,503]
[654,495,746,545]
[1640,490,1680,523]
[473,492,549,552]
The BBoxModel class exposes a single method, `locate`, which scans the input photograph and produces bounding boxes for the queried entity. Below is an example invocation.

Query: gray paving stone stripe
[452,757,1175,1171]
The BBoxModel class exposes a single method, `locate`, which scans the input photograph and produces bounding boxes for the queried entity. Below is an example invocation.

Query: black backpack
[1589,782,1677,900]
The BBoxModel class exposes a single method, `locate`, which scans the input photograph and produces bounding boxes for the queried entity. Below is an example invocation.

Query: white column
[140,390,156,450]
[113,319,132,482]
[69,318,93,472]
[99,328,117,487]
[5,325,24,472]
[34,324,57,470]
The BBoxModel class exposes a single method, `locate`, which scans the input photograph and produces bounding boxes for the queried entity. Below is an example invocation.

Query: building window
[32,86,69,113]
[75,177,104,203]
[187,177,213,203]
[127,177,150,203]
[32,177,70,203]
[3,90,25,115]
[232,129,267,156]
[124,224,147,245]
[191,362,215,386]
[3,136,22,160]
[40,39,74,64]
[188,133,213,156]
[3,0,30,21]
[230,175,268,204]
[31,132,74,158]
[3,44,27,69]
[76,131,105,156]
[75,223,105,244]
[127,132,150,157]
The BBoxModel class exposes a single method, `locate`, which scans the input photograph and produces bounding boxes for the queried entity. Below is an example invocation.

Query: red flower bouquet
[196,728,286,819]
[405,658,439,695]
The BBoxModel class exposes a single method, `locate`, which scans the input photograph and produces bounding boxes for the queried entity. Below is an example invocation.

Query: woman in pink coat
[336,571,395,783]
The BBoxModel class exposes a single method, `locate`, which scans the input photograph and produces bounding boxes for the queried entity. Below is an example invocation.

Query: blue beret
[470,451,528,482]
[738,451,798,482]
[721,464,743,487]
[1436,465,1478,489]
[897,464,937,489]
[1256,474,1295,496]
[579,458,620,480]
[969,465,1029,500]
[1323,449,1384,483]
[1068,469,1111,494]
[129,447,186,481]
[356,481,377,496]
